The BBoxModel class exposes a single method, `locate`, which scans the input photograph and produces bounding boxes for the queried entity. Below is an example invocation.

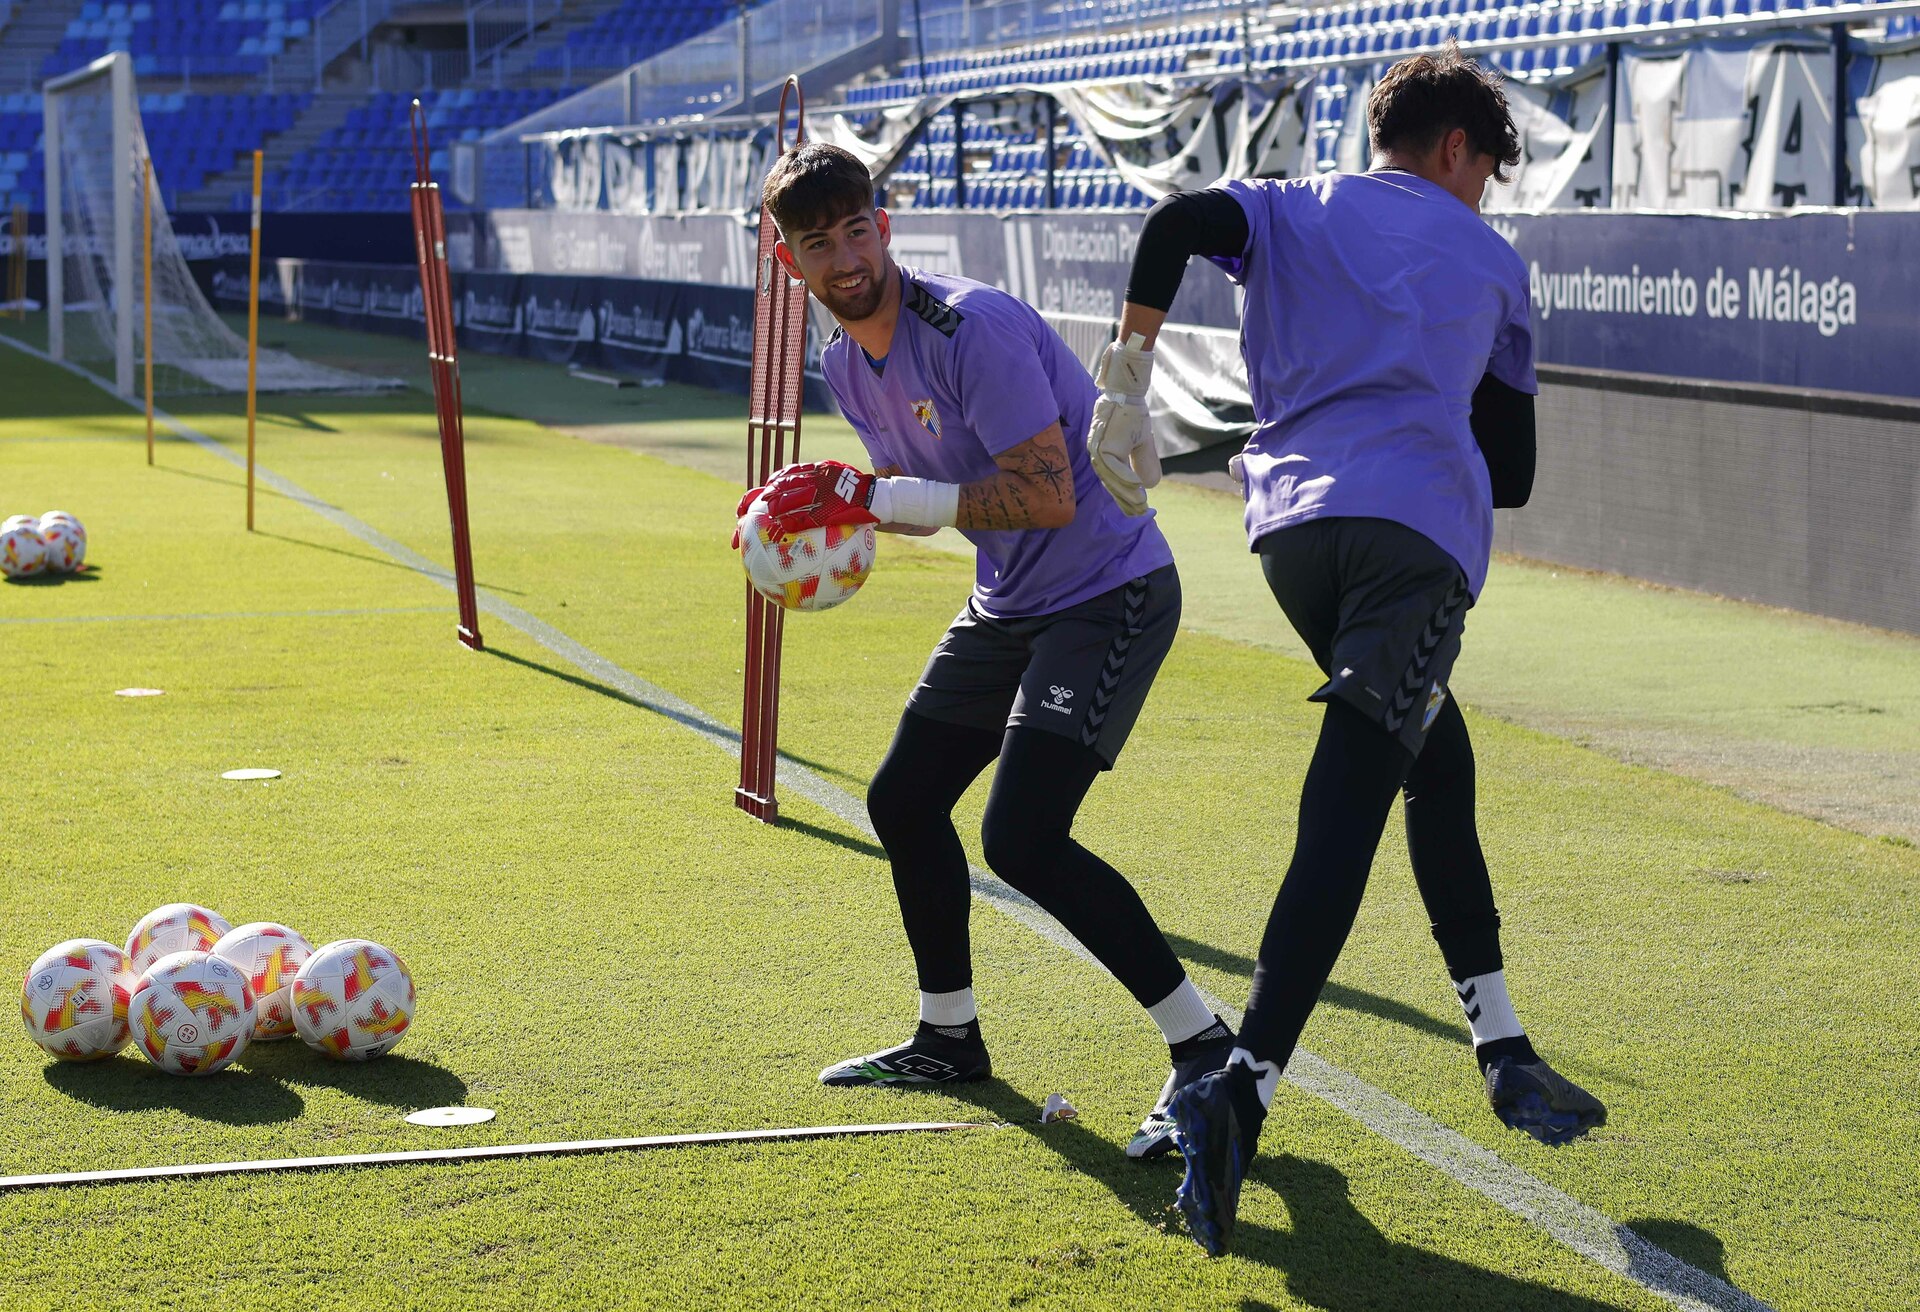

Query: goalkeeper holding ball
[746,142,1227,1157]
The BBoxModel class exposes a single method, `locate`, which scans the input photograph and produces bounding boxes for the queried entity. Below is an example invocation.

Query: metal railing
[469,0,563,76]
[498,0,885,137]
[374,44,476,91]
[906,0,1249,55]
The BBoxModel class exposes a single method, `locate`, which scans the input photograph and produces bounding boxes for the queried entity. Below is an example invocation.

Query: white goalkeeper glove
[1087,332,1162,517]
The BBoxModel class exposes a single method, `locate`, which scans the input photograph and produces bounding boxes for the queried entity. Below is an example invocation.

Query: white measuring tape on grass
[0,1122,989,1192]
[0,333,1771,1312]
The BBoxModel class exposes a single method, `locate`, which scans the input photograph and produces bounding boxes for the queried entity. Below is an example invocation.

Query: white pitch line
[0,333,1771,1312]
[0,1122,991,1193]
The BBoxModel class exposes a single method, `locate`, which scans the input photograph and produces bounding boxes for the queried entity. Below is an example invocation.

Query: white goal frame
[45,51,135,397]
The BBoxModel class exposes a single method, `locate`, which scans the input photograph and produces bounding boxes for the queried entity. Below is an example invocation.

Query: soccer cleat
[1168,1069,1258,1258]
[818,1027,991,1087]
[1486,1056,1607,1146]
[1128,1029,1236,1160]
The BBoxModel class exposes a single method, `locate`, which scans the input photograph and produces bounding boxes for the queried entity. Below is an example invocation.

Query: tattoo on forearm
[951,429,1073,531]
[959,475,1038,530]
[1020,448,1070,499]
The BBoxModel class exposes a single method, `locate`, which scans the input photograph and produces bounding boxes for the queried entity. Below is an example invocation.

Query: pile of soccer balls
[1,512,88,578]
[18,903,415,1076]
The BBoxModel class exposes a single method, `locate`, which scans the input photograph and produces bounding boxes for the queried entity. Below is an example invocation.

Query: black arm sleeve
[1470,373,1537,510]
[1124,189,1253,313]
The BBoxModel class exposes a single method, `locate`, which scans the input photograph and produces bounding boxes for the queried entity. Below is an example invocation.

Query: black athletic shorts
[1257,517,1471,757]
[907,564,1181,768]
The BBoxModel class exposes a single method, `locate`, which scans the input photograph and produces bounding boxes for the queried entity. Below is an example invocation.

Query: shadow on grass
[235,1045,468,1110]
[777,816,886,862]
[257,410,339,433]
[44,1053,305,1125]
[150,460,292,498]
[1622,1217,1738,1288]
[935,1082,1629,1310]
[1165,932,1467,1046]
[1163,930,1641,1089]
[5,566,102,587]
[251,530,527,596]
[483,645,853,782]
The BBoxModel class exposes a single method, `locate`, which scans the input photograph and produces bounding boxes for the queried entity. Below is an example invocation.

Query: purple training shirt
[822,267,1172,618]
[1212,172,1536,598]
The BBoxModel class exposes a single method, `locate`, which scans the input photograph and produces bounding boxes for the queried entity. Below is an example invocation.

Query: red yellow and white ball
[126,903,232,976]
[736,493,876,612]
[37,513,87,573]
[211,922,313,1040]
[0,516,46,578]
[127,951,257,1076]
[18,939,136,1062]
[291,939,415,1061]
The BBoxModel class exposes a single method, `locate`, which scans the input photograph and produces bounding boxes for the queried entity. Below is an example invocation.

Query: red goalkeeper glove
[730,484,769,551]
[762,460,881,537]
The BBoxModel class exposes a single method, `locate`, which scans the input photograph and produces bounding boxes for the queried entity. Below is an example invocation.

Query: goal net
[44,52,379,396]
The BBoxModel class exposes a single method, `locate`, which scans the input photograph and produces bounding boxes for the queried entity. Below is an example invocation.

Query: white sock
[1226,1048,1282,1110]
[1146,977,1217,1045]
[919,987,976,1029]
[1454,970,1524,1046]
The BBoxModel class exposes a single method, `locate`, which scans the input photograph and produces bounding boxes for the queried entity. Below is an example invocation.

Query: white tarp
[1857,50,1920,207]
[549,134,603,213]
[1492,75,1611,210]
[1736,44,1837,208]
[1054,79,1316,197]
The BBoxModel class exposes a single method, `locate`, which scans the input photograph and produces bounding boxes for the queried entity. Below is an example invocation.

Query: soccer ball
[128,951,256,1075]
[126,903,234,975]
[736,493,877,612]
[291,939,416,1061]
[0,522,46,578]
[19,939,136,1062]
[37,513,86,573]
[211,922,314,1040]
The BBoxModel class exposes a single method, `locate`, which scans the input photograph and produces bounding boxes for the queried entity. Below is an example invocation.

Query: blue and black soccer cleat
[1129,1026,1236,1160]
[818,1026,991,1087]
[1167,1069,1259,1257]
[1486,1056,1607,1146]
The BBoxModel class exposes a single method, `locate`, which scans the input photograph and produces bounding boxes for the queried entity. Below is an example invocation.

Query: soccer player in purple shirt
[1091,50,1606,1255]
[744,142,1232,1156]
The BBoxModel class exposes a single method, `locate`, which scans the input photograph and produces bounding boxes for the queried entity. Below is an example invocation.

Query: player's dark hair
[1367,46,1521,183]
[761,142,876,237]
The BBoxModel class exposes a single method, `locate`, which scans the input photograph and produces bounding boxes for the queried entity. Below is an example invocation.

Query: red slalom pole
[409,100,483,652]
[735,75,810,822]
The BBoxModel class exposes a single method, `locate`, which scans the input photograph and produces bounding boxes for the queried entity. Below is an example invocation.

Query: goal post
[42,51,376,399]
[44,52,134,396]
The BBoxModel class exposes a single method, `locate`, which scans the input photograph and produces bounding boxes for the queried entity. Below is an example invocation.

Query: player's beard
[817,264,887,321]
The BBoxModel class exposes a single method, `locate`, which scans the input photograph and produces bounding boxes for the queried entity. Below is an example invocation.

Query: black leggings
[865,710,1188,1010]
[1236,693,1507,1069]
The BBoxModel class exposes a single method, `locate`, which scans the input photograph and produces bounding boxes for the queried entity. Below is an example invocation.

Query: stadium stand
[530,0,748,80]
[0,89,301,210]
[45,0,319,82]
[258,87,567,210]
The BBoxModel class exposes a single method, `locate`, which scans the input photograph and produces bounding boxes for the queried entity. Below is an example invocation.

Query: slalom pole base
[734,787,778,823]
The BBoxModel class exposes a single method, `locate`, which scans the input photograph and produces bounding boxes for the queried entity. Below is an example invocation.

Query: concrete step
[177,91,362,211]
[0,0,90,94]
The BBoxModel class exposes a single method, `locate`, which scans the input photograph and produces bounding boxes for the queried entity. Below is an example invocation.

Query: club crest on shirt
[911,398,942,439]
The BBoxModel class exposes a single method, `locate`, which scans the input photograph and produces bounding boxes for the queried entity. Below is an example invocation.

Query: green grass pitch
[1,323,1916,1310]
